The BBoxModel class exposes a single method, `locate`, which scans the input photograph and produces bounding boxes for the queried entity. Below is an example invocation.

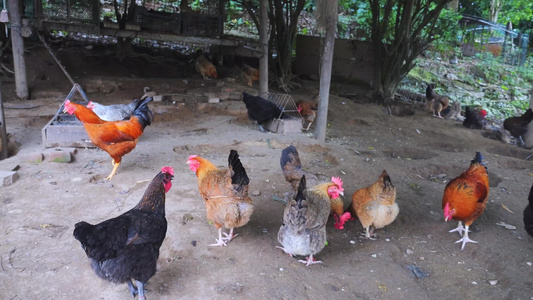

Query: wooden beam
[41,21,244,47]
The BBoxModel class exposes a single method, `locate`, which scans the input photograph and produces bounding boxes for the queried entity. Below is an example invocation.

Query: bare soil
[1,43,532,300]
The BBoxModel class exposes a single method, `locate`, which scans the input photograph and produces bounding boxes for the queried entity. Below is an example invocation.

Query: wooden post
[8,0,29,100]
[0,82,8,160]
[314,1,337,143]
[259,0,268,97]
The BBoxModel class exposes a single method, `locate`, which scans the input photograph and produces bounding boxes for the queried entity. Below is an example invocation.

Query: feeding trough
[41,112,93,148]
[41,84,94,148]
[263,92,303,134]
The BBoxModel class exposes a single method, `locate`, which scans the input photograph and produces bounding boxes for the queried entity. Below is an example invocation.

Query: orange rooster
[240,63,259,87]
[349,170,398,239]
[187,150,254,246]
[63,98,153,180]
[195,49,217,79]
[280,145,350,230]
[442,152,489,251]
[295,99,318,131]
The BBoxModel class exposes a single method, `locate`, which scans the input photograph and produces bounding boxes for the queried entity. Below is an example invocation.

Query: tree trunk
[267,0,305,92]
[489,0,502,23]
[315,0,338,143]
[259,0,269,97]
[524,87,533,148]
[369,0,450,102]
[8,0,28,100]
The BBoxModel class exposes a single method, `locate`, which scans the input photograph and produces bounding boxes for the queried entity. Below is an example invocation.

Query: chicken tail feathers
[229,150,250,188]
[295,175,307,209]
[471,152,485,167]
[381,170,394,190]
[132,97,154,129]
[280,145,302,172]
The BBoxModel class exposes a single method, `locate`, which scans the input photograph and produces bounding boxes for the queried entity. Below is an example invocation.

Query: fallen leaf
[501,203,514,214]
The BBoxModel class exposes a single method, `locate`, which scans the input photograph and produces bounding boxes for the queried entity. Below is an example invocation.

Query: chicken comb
[187,155,198,161]
[297,104,302,113]
[331,176,344,191]
[161,166,174,175]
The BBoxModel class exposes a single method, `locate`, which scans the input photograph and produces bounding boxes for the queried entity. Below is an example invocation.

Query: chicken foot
[209,227,229,247]
[455,225,477,251]
[298,254,322,266]
[360,226,377,240]
[106,160,120,180]
[449,221,464,237]
[222,228,238,242]
[275,246,294,257]
[128,280,147,300]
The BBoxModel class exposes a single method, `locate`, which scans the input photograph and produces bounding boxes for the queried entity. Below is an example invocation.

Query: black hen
[73,167,174,299]
[503,108,533,144]
[242,92,286,132]
[523,184,533,237]
[463,106,488,129]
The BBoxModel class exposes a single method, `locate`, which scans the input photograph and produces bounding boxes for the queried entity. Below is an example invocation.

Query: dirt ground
[1,43,533,300]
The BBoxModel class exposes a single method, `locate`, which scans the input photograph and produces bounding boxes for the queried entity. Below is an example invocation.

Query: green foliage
[431,9,462,56]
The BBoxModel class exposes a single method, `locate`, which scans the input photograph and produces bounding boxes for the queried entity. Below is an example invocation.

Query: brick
[23,153,44,163]
[44,149,72,163]
[0,170,19,186]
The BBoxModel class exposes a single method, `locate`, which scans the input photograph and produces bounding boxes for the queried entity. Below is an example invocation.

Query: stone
[44,149,72,163]
[0,170,19,186]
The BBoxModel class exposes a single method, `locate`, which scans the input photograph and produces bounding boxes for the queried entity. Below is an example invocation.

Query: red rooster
[63,97,153,180]
[442,152,489,251]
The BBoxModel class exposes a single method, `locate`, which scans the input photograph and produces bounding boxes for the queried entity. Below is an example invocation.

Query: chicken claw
[455,225,477,251]
[449,221,464,237]
[209,227,228,247]
[222,228,238,242]
[298,254,322,266]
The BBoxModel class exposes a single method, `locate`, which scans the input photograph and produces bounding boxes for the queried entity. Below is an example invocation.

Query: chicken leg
[128,280,147,299]
[360,226,377,240]
[106,160,120,180]
[455,225,477,251]
[209,227,228,247]
[298,254,322,266]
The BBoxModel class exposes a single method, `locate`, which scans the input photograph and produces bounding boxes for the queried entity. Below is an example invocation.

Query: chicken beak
[339,191,344,197]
